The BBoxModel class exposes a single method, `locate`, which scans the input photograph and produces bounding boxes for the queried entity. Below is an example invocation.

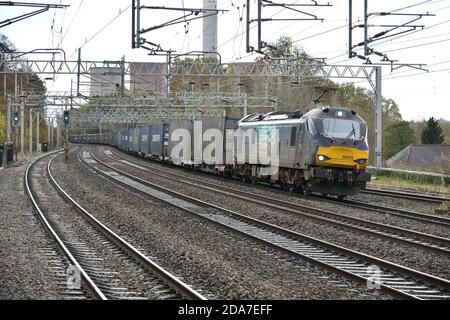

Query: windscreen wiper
[343,124,356,145]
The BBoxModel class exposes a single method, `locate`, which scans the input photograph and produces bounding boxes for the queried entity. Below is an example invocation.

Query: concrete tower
[203,0,218,58]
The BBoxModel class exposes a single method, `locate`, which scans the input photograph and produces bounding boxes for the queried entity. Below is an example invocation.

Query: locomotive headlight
[355,159,366,165]
[318,155,330,161]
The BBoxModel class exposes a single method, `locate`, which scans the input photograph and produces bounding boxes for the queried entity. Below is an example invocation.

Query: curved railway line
[25,150,206,301]
[83,147,450,300]
[107,147,450,228]
[99,147,450,256]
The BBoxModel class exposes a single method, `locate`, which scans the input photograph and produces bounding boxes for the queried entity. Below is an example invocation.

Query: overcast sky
[1,0,449,121]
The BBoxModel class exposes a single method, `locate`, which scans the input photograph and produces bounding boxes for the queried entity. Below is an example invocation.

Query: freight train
[70,106,371,198]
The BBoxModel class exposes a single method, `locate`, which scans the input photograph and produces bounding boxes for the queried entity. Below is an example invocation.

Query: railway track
[362,188,449,204]
[25,150,206,300]
[84,147,450,300]
[100,147,450,256]
[318,196,450,228]
[107,147,450,228]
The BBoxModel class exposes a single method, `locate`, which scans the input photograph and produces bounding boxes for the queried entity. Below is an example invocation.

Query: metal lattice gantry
[0,58,375,81]
[1,58,383,166]
[69,107,226,130]
[22,90,277,108]
[23,91,276,130]
[22,91,277,128]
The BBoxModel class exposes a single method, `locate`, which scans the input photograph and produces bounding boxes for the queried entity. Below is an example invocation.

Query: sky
[1,0,449,121]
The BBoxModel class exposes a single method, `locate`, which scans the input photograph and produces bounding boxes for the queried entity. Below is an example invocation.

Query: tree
[382,98,402,122]
[439,119,450,144]
[421,117,445,144]
[1,33,48,147]
[252,36,322,113]
[383,121,416,160]
[0,112,5,143]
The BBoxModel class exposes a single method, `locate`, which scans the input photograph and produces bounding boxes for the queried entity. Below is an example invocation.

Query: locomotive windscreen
[322,118,362,140]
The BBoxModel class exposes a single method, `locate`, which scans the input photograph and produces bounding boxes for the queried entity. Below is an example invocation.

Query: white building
[89,67,122,97]
[129,62,167,95]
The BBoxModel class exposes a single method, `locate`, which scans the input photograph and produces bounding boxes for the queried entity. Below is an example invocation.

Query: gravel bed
[37,152,182,300]
[53,146,394,299]
[104,147,450,239]
[0,160,71,299]
[366,183,449,198]
[93,146,450,281]
[347,192,442,215]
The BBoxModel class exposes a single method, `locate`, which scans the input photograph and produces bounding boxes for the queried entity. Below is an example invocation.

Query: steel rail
[46,149,207,301]
[108,147,450,227]
[101,147,450,256]
[318,195,450,227]
[25,151,107,300]
[363,188,449,204]
[84,148,450,300]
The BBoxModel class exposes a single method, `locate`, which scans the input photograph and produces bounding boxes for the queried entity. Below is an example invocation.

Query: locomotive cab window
[290,127,297,146]
[307,119,316,135]
[322,117,361,140]
[299,119,306,132]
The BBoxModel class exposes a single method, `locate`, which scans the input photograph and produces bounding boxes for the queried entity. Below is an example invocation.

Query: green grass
[368,174,450,195]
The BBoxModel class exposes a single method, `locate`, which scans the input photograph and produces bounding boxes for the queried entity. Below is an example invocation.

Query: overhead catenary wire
[37,1,445,120]
[57,0,70,50]
[50,2,129,91]
[223,0,329,63]
[60,0,84,47]
[216,0,303,52]
[388,0,448,13]
[273,0,338,43]
[326,17,450,64]
[181,0,190,53]
[317,1,448,64]
[383,37,450,53]
[47,6,58,47]
[232,2,245,60]
[68,3,131,59]
[177,0,231,49]
[243,0,388,60]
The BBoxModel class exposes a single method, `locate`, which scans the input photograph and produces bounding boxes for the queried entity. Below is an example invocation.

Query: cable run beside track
[84,147,450,300]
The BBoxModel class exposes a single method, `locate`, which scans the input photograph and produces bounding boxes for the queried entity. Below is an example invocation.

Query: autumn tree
[383,121,416,159]
[250,36,323,112]
[1,33,48,149]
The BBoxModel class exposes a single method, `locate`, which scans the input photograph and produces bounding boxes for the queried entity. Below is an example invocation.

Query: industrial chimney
[203,0,218,58]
